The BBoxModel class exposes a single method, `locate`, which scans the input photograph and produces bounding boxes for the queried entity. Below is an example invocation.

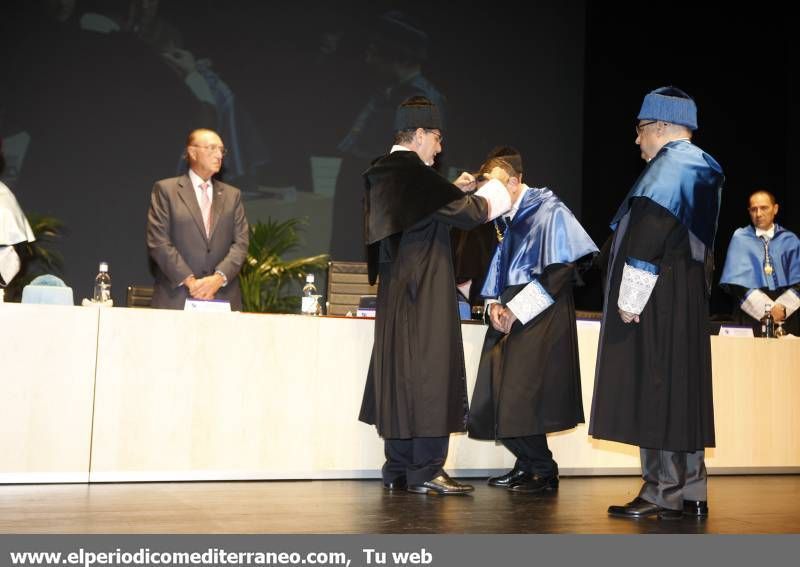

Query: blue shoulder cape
[481,187,598,298]
[610,140,724,250]
[719,224,800,290]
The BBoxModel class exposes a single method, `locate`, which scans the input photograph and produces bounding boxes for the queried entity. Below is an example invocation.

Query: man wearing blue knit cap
[590,87,725,519]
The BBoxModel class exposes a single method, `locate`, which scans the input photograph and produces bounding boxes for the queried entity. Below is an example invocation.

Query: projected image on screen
[0,0,586,306]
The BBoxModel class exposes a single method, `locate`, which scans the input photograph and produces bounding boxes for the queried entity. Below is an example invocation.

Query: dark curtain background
[579,3,792,315]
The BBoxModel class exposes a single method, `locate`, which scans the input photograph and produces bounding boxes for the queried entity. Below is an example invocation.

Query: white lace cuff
[776,288,800,319]
[741,289,772,321]
[618,260,659,315]
[506,280,554,325]
[475,178,512,221]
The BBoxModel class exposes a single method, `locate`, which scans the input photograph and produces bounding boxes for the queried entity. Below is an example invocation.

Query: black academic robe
[451,223,497,306]
[468,263,585,439]
[359,151,489,439]
[589,197,716,452]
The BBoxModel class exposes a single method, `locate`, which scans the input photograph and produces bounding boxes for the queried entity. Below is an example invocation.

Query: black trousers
[383,436,449,485]
[501,434,558,477]
[638,448,707,510]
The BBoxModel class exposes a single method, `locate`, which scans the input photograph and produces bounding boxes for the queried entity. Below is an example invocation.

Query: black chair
[325,261,378,316]
[126,284,154,308]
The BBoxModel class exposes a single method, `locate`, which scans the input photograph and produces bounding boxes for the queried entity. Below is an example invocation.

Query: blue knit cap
[637,86,698,130]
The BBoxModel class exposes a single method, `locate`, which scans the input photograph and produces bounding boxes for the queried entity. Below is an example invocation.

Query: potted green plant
[239,218,329,313]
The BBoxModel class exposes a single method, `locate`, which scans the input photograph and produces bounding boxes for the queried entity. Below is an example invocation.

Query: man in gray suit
[147,128,249,310]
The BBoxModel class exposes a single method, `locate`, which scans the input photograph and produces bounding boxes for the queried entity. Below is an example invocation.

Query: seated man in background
[720,190,800,335]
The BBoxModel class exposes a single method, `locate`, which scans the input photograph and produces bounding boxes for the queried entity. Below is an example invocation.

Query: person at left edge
[0,139,35,288]
[359,95,513,495]
[147,128,249,310]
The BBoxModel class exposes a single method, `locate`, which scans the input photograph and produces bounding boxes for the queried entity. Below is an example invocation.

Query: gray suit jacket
[146,174,249,310]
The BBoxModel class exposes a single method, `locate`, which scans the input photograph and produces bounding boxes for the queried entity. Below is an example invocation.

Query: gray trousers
[638,448,707,510]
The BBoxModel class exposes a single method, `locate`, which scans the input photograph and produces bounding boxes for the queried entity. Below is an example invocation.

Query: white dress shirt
[755,224,775,239]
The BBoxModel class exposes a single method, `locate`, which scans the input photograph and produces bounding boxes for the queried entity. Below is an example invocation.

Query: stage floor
[1,475,798,534]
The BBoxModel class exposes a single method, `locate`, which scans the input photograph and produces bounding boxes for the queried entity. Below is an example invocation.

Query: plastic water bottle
[760,303,775,338]
[301,274,320,315]
[93,261,111,303]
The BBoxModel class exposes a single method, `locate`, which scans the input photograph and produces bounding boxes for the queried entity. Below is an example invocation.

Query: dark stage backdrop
[0,0,586,305]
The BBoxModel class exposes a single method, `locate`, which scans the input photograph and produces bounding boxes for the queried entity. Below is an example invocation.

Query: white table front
[1,304,798,483]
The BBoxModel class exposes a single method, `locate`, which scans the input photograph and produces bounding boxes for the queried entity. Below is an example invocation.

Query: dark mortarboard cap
[637,86,698,130]
[394,96,443,132]
[486,145,523,175]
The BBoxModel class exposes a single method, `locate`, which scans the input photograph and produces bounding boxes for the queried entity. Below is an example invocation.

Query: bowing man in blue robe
[467,149,598,493]
[590,87,724,520]
[720,190,800,335]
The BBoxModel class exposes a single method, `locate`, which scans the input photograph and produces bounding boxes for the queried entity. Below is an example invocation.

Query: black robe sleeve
[432,194,489,231]
[624,196,682,266]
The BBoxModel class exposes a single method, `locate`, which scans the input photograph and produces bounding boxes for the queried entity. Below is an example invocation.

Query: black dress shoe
[488,468,533,488]
[608,497,682,520]
[683,500,709,517]
[508,474,559,493]
[383,476,407,491]
[407,472,474,495]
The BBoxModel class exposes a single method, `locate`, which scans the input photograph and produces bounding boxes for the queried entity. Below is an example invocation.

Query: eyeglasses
[191,144,228,156]
[425,129,443,144]
[635,121,657,135]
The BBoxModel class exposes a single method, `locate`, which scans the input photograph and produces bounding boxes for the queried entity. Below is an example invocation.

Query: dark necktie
[494,216,512,242]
